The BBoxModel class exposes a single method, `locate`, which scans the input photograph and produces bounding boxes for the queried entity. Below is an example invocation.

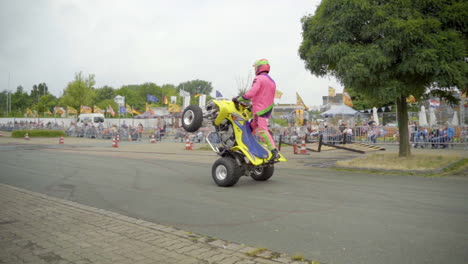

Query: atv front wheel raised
[250,165,274,181]
[182,105,203,132]
[212,157,241,187]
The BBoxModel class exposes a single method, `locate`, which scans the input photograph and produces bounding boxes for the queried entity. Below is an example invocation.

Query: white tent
[419,105,428,126]
[451,111,459,126]
[429,107,437,126]
[372,107,379,126]
[320,104,358,117]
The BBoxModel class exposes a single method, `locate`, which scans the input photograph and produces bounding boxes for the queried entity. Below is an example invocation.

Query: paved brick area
[0,184,307,264]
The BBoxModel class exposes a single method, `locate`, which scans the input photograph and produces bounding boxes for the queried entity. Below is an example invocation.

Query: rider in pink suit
[234,59,280,161]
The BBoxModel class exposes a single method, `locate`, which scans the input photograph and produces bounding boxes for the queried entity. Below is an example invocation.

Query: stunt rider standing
[233,59,281,161]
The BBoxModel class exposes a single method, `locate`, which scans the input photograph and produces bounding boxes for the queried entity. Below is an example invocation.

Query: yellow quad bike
[181,99,286,187]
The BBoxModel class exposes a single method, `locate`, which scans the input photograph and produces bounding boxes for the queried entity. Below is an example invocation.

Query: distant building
[322,93,343,105]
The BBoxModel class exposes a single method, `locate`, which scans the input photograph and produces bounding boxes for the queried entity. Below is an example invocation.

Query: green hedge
[12,130,66,138]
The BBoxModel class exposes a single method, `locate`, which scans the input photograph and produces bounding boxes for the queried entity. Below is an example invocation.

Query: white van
[77,113,105,125]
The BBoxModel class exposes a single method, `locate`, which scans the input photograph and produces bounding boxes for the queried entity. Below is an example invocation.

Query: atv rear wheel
[250,165,274,181]
[212,157,241,187]
[182,105,203,132]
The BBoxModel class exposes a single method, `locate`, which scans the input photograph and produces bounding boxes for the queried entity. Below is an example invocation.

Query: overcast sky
[0,0,344,106]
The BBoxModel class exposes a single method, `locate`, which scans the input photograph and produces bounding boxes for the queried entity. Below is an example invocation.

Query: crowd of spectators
[1,119,467,148]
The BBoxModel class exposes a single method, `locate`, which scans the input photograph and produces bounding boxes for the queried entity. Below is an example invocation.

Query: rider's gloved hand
[232,96,240,104]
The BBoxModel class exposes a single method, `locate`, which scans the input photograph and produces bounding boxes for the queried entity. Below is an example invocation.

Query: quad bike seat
[238,121,269,159]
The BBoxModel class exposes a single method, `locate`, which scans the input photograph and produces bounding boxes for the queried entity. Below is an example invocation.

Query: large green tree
[299,0,468,157]
[12,86,32,115]
[30,83,49,104]
[95,85,116,103]
[177,80,213,96]
[60,72,96,113]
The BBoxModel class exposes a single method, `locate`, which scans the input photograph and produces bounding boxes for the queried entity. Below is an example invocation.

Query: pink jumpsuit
[240,73,277,150]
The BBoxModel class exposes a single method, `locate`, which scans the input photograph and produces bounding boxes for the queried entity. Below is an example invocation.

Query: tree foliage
[177,79,213,96]
[95,86,116,103]
[0,70,216,118]
[299,0,468,156]
[12,86,32,112]
[60,72,96,110]
[31,83,49,104]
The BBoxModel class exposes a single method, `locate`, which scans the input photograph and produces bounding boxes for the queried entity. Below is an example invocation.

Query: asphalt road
[1,143,467,264]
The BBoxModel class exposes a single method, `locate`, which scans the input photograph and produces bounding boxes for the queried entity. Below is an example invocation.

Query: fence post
[318,134,323,152]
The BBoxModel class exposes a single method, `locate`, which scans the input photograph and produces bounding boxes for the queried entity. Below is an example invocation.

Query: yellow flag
[296,92,309,111]
[67,106,77,114]
[328,86,336,97]
[94,105,104,113]
[274,90,283,99]
[343,89,353,107]
[80,105,92,113]
[54,106,65,115]
[406,95,416,103]
[295,109,304,126]
[126,103,132,113]
[146,103,155,115]
[25,108,33,117]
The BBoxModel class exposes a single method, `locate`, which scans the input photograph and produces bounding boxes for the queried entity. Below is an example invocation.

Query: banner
[170,96,177,104]
[216,90,223,98]
[296,92,309,111]
[114,95,125,106]
[430,100,440,108]
[147,94,158,103]
[274,90,283,99]
[328,86,336,97]
[183,96,191,109]
[163,95,168,105]
[199,94,206,107]
[343,89,353,107]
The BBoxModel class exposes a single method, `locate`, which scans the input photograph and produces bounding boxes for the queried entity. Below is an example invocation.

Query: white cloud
[0,0,343,105]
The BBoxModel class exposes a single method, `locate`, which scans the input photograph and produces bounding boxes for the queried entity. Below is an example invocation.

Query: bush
[12,130,65,138]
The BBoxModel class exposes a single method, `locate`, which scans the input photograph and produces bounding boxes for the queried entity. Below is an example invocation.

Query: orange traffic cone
[185,138,192,150]
[150,134,156,143]
[128,134,132,142]
[293,143,298,154]
[112,137,119,148]
[116,134,120,142]
[300,138,308,155]
[59,136,64,144]
[24,133,30,140]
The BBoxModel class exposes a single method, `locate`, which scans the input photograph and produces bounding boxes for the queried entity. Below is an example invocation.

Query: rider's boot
[270,149,280,162]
